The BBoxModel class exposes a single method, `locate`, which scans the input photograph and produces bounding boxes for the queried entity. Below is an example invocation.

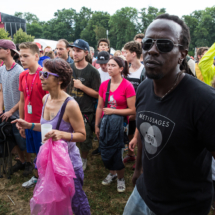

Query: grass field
[0,140,214,215]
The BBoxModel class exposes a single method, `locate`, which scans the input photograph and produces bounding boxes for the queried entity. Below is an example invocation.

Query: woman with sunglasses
[95,57,136,193]
[12,58,91,215]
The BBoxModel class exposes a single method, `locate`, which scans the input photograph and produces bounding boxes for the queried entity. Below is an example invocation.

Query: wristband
[30,123,35,130]
[71,133,73,141]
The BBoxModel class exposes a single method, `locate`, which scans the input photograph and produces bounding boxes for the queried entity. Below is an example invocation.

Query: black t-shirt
[136,74,215,215]
[70,63,101,113]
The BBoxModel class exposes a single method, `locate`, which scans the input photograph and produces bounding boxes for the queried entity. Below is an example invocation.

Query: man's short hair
[90,46,94,53]
[97,38,110,49]
[197,47,208,58]
[134,33,145,41]
[58,39,70,48]
[19,42,40,55]
[124,41,142,59]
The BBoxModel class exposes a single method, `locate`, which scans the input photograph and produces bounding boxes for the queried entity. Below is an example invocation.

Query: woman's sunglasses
[39,71,59,79]
[142,38,183,53]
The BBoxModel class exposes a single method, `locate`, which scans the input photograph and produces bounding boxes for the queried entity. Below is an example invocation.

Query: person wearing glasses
[19,42,48,187]
[13,58,91,215]
[123,14,215,215]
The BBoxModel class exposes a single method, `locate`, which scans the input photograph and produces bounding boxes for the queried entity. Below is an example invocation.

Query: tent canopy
[34,39,58,51]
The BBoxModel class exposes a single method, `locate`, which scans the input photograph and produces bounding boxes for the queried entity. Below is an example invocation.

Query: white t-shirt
[127,64,144,91]
[98,68,111,83]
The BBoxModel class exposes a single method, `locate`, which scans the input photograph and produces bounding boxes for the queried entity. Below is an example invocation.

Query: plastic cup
[41,124,52,144]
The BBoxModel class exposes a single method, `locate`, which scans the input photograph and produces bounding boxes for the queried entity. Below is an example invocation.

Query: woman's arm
[11,119,41,132]
[103,96,136,116]
[95,96,104,139]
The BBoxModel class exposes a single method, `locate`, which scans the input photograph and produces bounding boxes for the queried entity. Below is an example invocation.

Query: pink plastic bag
[30,138,76,215]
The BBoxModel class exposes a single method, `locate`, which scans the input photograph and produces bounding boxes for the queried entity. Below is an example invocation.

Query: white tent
[34,39,58,50]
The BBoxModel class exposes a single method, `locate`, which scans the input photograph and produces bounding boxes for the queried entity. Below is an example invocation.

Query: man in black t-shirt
[68,39,101,171]
[123,14,215,215]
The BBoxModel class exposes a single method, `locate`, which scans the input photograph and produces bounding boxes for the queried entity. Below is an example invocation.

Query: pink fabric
[30,139,76,215]
[99,78,135,109]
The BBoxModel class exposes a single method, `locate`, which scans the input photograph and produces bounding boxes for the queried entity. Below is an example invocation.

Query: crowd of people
[1,13,215,215]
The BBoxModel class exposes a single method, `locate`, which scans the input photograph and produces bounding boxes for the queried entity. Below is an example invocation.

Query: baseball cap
[71,39,90,52]
[96,51,110,64]
[0,39,20,55]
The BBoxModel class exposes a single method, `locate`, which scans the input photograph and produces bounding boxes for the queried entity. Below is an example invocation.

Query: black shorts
[129,120,136,136]
[102,148,125,171]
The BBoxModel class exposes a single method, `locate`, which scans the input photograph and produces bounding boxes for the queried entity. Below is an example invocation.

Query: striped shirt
[0,63,23,119]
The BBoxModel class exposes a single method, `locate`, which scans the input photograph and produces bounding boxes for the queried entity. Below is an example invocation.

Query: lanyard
[0,61,4,67]
[25,66,42,104]
[10,62,16,70]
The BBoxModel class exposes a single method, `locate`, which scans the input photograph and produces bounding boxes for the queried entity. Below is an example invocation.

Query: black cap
[71,39,90,52]
[96,51,110,64]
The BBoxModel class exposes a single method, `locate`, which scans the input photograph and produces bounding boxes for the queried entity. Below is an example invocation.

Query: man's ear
[35,53,39,61]
[66,47,70,52]
[180,49,188,62]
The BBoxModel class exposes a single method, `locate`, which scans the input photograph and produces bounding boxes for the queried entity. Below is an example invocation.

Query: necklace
[161,71,183,100]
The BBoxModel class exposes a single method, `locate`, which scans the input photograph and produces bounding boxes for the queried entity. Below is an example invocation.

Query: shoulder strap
[56,97,71,130]
[105,80,111,108]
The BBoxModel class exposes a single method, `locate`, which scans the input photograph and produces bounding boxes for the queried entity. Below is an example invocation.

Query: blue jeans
[123,186,156,215]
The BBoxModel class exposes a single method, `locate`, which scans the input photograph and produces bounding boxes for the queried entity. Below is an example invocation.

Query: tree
[43,8,76,41]
[27,23,43,38]
[13,28,34,44]
[109,7,138,49]
[183,6,215,56]
[74,7,93,40]
[14,12,23,19]
[139,6,166,33]
[80,11,110,48]
[0,28,11,40]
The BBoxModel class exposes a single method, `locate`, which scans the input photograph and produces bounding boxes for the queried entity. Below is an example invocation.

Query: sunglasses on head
[39,71,59,79]
[142,38,183,53]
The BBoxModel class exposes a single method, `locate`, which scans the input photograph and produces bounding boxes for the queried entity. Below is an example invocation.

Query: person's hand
[44,130,63,142]
[103,108,114,115]
[95,126,100,140]
[132,170,141,187]
[0,111,12,122]
[19,128,26,138]
[73,79,83,89]
[129,115,135,121]
[11,119,31,130]
[129,137,137,152]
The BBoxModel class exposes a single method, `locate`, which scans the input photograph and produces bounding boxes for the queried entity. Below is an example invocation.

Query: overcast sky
[1,0,214,22]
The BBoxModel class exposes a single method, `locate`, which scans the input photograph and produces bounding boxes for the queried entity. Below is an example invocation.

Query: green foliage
[183,6,215,56]
[13,6,215,53]
[109,7,138,49]
[0,28,11,40]
[27,23,43,38]
[139,6,166,33]
[81,11,110,48]
[13,28,34,44]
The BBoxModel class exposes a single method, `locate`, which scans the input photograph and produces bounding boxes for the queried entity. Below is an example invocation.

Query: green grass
[0,141,214,214]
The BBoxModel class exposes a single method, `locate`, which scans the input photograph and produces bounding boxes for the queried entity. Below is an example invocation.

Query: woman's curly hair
[43,58,73,89]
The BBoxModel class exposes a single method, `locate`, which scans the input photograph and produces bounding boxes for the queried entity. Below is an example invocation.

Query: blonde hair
[19,42,40,55]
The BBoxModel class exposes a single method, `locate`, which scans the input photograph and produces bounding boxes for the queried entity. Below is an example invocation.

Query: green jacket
[199,43,215,86]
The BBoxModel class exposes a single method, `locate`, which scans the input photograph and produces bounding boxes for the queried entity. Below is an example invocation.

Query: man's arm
[132,128,142,186]
[199,43,215,86]
[0,84,4,114]
[73,79,99,98]
[0,101,19,121]
[19,92,25,119]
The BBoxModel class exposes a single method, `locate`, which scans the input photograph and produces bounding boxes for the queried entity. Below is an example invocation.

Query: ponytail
[180,57,194,77]
[112,56,130,78]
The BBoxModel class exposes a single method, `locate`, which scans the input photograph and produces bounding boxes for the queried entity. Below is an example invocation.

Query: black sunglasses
[39,71,59,79]
[142,38,183,53]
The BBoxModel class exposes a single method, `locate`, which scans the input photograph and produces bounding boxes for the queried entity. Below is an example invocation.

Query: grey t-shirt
[0,63,23,119]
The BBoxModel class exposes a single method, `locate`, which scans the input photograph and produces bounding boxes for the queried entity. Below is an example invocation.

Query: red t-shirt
[92,61,100,69]
[99,78,136,111]
[19,68,47,123]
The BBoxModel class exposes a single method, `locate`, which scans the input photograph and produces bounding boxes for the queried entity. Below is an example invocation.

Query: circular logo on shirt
[140,122,162,154]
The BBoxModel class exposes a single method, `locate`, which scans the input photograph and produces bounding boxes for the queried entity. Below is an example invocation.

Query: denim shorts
[123,186,156,215]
